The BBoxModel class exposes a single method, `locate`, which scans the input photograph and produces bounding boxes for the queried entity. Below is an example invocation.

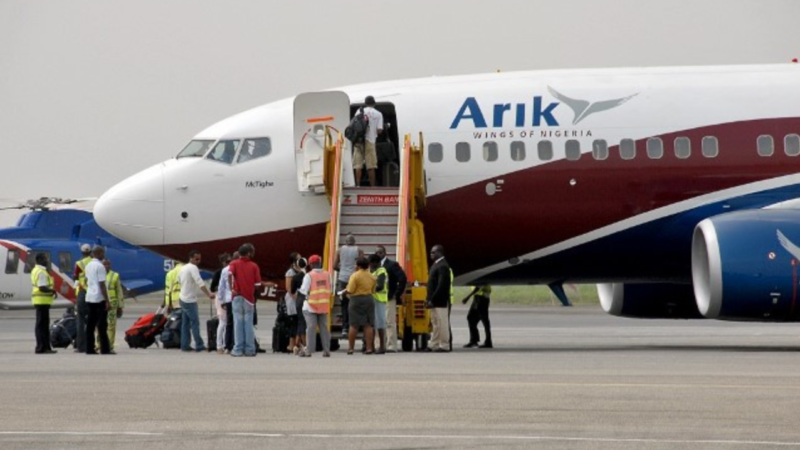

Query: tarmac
[2,294,800,450]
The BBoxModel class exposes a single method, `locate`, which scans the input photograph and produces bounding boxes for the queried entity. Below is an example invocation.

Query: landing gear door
[293,91,355,193]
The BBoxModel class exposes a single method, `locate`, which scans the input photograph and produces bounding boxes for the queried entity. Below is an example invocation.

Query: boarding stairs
[339,187,400,259]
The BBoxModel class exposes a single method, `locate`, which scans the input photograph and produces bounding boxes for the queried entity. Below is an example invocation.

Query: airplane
[94,63,800,323]
[0,199,175,310]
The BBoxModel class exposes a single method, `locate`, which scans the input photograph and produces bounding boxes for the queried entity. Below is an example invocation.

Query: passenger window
[456,142,471,162]
[510,141,526,162]
[206,140,239,164]
[538,140,553,161]
[58,252,72,273]
[646,138,663,159]
[428,143,443,163]
[176,140,214,159]
[592,140,608,160]
[757,135,774,157]
[237,138,272,164]
[702,136,719,158]
[483,141,498,162]
[5,250,19,274]
[565,140,581,161]
[675,137,691,159]
[620,139,636,160]
[24,251,50,274]
[785,134,800,157]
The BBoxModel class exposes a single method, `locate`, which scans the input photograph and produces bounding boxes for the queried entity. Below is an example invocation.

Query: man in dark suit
[426,244,452,353]
[376,245,407,352]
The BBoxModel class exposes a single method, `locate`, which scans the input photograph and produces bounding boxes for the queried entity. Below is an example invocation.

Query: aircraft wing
[121,278,156,297]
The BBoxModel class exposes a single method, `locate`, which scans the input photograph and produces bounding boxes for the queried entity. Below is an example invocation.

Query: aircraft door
[293,92,355,193]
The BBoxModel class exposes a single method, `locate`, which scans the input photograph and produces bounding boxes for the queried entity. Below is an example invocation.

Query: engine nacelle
[598,283,702,319]
[692,209,800,321]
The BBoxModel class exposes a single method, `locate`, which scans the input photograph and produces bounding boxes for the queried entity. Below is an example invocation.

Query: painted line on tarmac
[0,431,163,436]
[229,432,800,446]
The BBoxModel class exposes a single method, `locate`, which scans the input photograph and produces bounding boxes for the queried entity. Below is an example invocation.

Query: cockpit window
[206,140,240,164]
[176,140,214,159]
[237,138,272,164]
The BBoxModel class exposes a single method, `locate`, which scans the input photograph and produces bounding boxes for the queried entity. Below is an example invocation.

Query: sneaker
[292,346,300,355]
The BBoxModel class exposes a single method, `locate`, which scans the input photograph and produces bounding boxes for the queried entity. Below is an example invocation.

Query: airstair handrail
[324,130,345,278]
[396,135,413,274]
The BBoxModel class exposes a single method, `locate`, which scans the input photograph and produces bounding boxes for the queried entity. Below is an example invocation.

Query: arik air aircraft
[96,64,800,322]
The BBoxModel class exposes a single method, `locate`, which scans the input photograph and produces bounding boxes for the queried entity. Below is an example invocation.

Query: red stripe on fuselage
[0,240,77,302]
[149,118,800,281]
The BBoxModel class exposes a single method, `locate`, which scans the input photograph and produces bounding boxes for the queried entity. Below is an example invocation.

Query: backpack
[49,309,77,348]
[344,107,369,144]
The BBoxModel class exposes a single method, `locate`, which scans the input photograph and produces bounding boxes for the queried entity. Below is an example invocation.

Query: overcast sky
[1,0,798,226]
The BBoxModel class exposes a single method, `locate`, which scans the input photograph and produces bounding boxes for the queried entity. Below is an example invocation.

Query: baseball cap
[308,255,322,265]
[80,244,91,252]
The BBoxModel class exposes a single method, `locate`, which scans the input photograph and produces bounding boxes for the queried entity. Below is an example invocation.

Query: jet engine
[692,209,800,321]
[598,283,702,319]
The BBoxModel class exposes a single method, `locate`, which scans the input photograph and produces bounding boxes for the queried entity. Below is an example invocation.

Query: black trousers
[75,291,88,352]
[467,295,492,344]
[34,305,51,353]
[224,302,234,351]
[86,302,110,354]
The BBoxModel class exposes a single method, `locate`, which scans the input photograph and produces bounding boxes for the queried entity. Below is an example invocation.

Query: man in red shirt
[228,243,262,357]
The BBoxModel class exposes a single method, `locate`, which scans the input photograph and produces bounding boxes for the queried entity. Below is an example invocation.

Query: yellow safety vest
[449,269,455,305]
[474,285,492,297]
[371,267,388,303]
[106,270,121,303]
[31,265,54,306]
[164,263,183,307]
[75,256,92,294]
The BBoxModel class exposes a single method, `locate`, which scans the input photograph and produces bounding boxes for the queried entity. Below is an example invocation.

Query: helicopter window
[206,140,240,164]
[58,252,72,273]
[176,140,214,159]
[237,138,272,164]
[24,251,51,274]
[5,250,19,274]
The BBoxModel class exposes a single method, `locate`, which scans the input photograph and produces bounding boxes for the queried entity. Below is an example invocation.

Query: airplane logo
[547,86,638,125]
[776,229,800,260]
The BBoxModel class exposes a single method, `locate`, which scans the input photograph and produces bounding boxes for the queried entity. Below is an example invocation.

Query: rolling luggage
[125,306,168,349]
[50,308,77,348]
[207,317,219,352]
[272,320,291,353]
[160,309,182,349]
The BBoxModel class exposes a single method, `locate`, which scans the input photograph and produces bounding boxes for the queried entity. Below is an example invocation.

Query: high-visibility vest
[475,285,492,297]
[31,265,54,306]
[165,263,183,307]
[307,270,331,314]
[75,256,91,294]
[449,269,455,305]
[371,266,388,303]
[106,270,121,303]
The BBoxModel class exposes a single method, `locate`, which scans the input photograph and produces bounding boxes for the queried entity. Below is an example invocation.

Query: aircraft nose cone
[95,163,164,245]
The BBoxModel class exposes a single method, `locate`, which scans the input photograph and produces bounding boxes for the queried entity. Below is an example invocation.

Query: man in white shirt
[84,246,112,355]
[178,250,215,352]
[353,95,384,187]
[215,254,233,354]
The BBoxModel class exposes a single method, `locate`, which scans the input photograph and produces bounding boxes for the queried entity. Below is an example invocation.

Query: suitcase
[50,309,77,348]
[125,307,168,349]
[160,309,182,349]
[272,321,291,353]
[207,317,219,352]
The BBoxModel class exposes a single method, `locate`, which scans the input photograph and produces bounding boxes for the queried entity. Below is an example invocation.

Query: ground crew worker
[297,255,332,357]
[369,254,389,354]
[426,245,452,353]
[72,243,92,353]
[463,285,493,348]
[32,252,57,354]
[164,260,183,310]
[101,259,124,353]
[376,245,406,353]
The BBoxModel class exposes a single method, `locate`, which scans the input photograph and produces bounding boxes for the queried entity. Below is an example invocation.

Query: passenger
[345,256,376,355]
[291,258,308,354]
[100,259,123,353]
[223,252,239,353]
[463,285,493,349]
[426,245,452,353]
[284,252,301,353]
[333,234,361,337]
[164,260,183,311]
[178,250,215,352]
[215,253,233,354]
[228,243,261,357]
[72,243,92,353]
[297,255,332,357]
[84,246,112,355]
[376,245,407,353]
[31,252,57,354]
[368,254,388,354]
[353,95,384,187]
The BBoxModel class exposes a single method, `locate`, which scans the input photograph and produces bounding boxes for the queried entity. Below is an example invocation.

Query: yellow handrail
[323,130,344,276]
[396,135,412,276]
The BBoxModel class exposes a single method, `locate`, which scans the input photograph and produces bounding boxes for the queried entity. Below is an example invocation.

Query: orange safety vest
[307,270,331,314]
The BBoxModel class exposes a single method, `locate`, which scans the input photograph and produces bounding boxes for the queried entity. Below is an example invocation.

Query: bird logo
[777,230,800,260]
[547,87,638,125]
